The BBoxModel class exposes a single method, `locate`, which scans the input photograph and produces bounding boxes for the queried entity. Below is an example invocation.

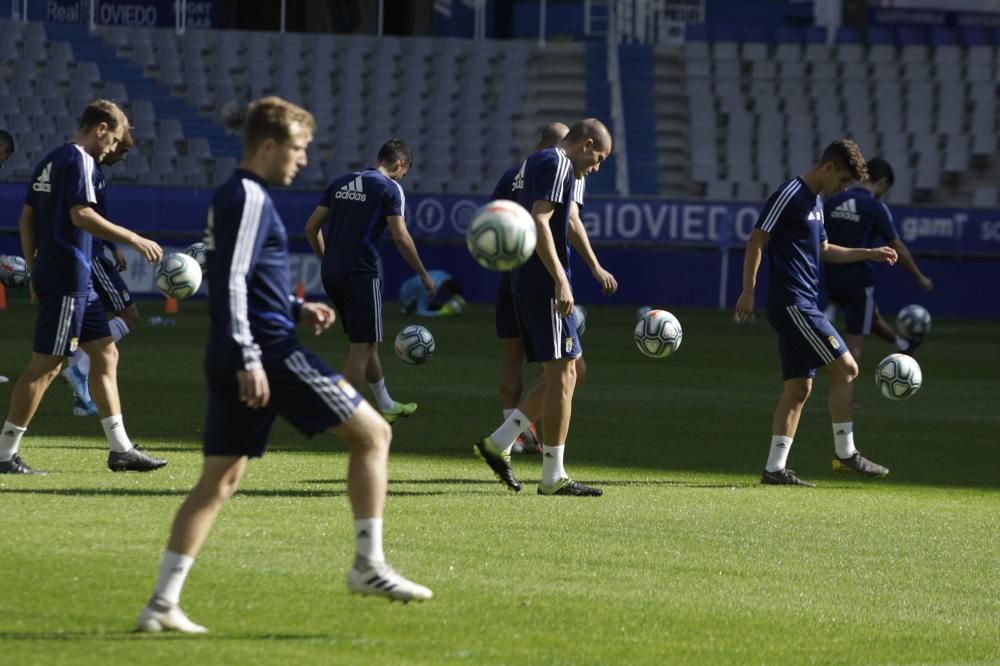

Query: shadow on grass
[0,630,338,641]
[0,487,458,498]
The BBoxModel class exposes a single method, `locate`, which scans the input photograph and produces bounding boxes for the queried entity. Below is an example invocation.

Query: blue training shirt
[492,163,585,208]
[318,168,405,277]
[823,186,898,283]
[204,169,302,371]
[91,165,118,259]
[755,177,827,307]
[509,147,576,293]
[25,143,98,295]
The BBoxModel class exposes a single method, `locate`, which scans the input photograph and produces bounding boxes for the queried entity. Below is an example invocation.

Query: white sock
[100,415,134,453]
[154,550,195,605]
[489,409,530,454]
[369,379,395,412]
[765,435,794,472]
[354,517,385,565]
[541,444,566,486]
[0,420,27,462]
[77,350,91,379]
[502,408,514,419]
[833,421,857,459]
[895,335,911,352]
[68,348,82,369]
[109,316,130,343]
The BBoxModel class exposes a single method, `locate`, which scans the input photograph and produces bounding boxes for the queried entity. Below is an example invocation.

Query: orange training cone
[295,280,305,300]
[164,296,178,314]
[0,283,7,311]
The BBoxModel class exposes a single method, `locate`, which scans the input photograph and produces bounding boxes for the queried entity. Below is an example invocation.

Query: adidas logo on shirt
[511,161,526,192]
[830,198,860,222]
[335,175,367,202]
[33,162,52,193]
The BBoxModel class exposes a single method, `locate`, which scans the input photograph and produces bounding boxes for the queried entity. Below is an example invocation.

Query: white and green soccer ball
[896,304,931,340]
[184,241,208,275]
[634,309,682,358]
[466,199,537,271]
[156,252,202,299]
[875,353,922,400]
[395,324,435,365]
[0,254,29,287]
[571,304,587,336]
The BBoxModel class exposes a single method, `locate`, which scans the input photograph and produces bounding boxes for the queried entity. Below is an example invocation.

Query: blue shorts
[495,272,519,339]
[512,291,581,363]
[766,302,848,380]
[323,272,383,343]
[826,277,875,336]
[33,290,112,357]
[203,346,363,458]
[91,254,134,313]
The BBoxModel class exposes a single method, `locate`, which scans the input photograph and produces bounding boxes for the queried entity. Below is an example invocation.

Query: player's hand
[112,248,128,271]
[29,285,38,305]
[871,246,897,265]
[301,302,336,336]
[734,290,755,324]
[591,265,618,295]
[130,235,163,263]
[237,367,270,409]
[554,278,574,316]
[421,273,437,299]
[918,275,934,292]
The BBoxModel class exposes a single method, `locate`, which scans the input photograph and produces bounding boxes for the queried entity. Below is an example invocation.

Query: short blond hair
[243,96,316,152]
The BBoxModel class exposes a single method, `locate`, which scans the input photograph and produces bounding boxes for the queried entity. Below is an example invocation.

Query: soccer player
[136,98,431,635]
[493,122,618,454]
[824,157,933,369]
[0,129,14,169]
[399,269,465,316]
[473,118,613,496]
[63,130,142,416]
[304,139,435,424]
[735,139,899,487]
[0,100,166,475]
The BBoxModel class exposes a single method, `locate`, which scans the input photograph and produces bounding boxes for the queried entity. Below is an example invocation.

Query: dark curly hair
[820,139,868,182]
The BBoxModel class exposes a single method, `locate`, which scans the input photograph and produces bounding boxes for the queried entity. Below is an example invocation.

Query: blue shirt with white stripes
[823,186,898,283]
[492,162,585,208]
[24,143,98,295]
[205,169,302,371]
[510,147,576,293]
[755,177,828,307]
[317,168,405,277]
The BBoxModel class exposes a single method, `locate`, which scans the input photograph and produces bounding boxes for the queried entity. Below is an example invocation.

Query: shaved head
[537,122,569,149]
[565,118,612,151]
[560,118,613,178]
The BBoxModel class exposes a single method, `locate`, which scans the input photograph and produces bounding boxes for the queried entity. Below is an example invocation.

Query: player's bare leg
[535,357,598,496]
[338,401,432,601]
[761,377,814,487]
[353,343,416,423]
[844,332,867,410]
[119,303,140,331]
[137,455,247,633]
[827,352,889,478]
[0,353,63,474]
[498,337,525,410]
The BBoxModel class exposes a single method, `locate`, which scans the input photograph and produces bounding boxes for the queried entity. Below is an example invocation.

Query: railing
[607,7,630,196]
[613,0,705,45]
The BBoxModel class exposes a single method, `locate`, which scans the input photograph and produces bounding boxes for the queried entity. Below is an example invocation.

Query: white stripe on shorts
[550,299,562,360]
[786,305,835,365]
[93,259,126,311]
[284,350,356,422]
[862,286,874,335]
[52,295,75,355]
[372,277,383,342]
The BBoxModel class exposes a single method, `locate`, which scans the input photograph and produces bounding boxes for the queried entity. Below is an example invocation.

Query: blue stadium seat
[866,25,894,46]
[930,26,958,47]
[835,26,860,44]
[775,25,803,44]
[895,26,927,47]
[685,23,708,42]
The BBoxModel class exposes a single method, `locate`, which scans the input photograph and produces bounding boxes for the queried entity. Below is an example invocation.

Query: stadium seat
[972,185,998,206]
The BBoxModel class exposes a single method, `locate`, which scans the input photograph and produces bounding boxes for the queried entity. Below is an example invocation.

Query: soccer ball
[466,199,536,271]
[896,304,931,340]
[635,305,652,322]
[394,324,435,365]
[184,242,208,275]
[634,309,682,358]
[156,252,202,299]
[875,353,922,400]
[571,305,587,336]
[0,254,29,287]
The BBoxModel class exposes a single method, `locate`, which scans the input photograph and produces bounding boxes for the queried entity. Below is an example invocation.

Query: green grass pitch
[1,290,998,665]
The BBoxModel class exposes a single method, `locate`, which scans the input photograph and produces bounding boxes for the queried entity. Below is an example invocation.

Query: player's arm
[821,241,897,265]
[530,200,574,316]
[304,205,328,259]
[69,205,162,263]
[386,215,436,297]
[17,204,36,273]
[888,238,933,291]
[568,201,617,295]
[735,228,769,322]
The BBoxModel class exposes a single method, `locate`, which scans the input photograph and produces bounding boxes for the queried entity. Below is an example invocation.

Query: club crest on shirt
[564,337,573,353]
[337,378,358,399]
[121,289,130,301]
[828,335,840,349]
[69,337,79,353]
